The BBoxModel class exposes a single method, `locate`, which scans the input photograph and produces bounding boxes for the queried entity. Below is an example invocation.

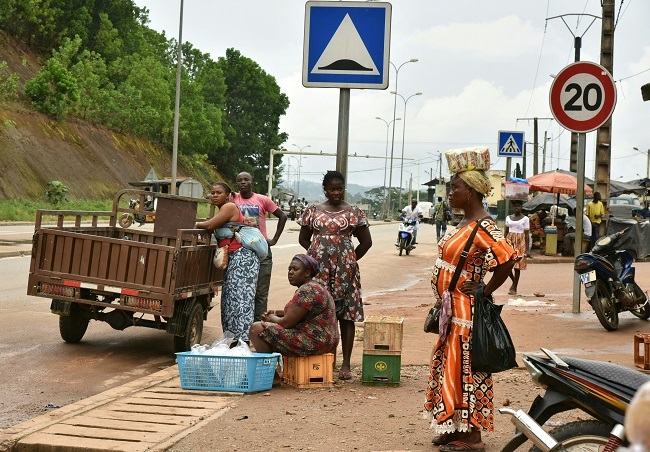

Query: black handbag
[424,222,481,334]
[471,284,517,373]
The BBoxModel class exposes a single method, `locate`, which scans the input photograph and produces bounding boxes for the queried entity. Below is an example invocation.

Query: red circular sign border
[549,61,616,133]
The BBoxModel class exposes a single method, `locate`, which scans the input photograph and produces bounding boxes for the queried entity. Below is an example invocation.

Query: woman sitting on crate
[196,182,259,344]
[249,254,339,357]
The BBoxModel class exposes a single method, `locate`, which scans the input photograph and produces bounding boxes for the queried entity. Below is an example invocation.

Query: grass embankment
[0,200,213,222]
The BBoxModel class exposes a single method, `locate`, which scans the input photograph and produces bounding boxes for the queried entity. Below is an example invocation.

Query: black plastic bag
[334,298,347,320]
[472,285,517,373]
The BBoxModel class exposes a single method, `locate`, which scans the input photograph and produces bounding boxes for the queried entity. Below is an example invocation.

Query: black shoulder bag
[424,221,481,333]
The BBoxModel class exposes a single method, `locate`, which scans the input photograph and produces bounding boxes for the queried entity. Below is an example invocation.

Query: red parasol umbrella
[527,170,593,196]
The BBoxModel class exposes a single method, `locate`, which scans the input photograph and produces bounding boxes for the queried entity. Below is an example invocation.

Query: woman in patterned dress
[196,182,259,343]
[504,200,530,295]
[425,169,518,452]
[298,170,373,380]
[249,254,339,356]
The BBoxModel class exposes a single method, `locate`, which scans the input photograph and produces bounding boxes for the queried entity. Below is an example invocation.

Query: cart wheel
[59,302,89,343]
[118,214,133,228]
[173,302,204,352]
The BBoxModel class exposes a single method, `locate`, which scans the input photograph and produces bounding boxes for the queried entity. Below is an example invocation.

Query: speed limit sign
[549,61,616,133]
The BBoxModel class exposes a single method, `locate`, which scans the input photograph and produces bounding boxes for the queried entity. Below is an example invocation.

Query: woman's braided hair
[322,170,345,189]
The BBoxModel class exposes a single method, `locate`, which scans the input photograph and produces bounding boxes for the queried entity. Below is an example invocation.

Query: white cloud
[410,16,540,59]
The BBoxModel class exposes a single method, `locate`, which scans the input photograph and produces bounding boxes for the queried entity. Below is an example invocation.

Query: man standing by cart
[233,172,288,321]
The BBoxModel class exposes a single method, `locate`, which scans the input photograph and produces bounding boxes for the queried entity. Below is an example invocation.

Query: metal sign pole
[336,88,350,199]
[505,157,511,219]
[573,132,587,313]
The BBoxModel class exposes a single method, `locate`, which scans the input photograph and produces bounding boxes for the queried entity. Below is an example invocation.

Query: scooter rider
[396,198,422,245]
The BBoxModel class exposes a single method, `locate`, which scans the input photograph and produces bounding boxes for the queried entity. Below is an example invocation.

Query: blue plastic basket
[175,352,281,393]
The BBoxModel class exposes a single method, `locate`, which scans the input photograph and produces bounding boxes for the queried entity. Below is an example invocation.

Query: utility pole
[542,131,548,173]
[595,1,615,206]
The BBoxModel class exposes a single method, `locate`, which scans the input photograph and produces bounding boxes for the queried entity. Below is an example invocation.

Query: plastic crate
[175,352,281,393]
[363,316,403,355]
[283,353,334,389]
[362,354,401,386]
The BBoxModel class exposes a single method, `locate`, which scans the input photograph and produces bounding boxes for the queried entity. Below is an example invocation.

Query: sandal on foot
[508,289,517,296]
[439,440,486,452]
[431,432,460,445]
[338,370,353,380]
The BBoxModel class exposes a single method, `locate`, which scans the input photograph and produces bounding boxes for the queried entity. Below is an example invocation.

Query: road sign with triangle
[303,1,391,89]
[498,130,525,158]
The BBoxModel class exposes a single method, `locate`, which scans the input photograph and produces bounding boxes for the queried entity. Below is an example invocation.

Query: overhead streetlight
[391,91,422,210]
[633,147,650,179]
[292,144,311,198]
[376,116,401,219]
[387,58,418,219]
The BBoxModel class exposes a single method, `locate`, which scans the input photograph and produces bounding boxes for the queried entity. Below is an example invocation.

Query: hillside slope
[0,32,221,201]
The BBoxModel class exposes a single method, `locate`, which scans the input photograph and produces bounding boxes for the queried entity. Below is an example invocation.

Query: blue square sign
[303,1,391,89]
[498,131,525,158]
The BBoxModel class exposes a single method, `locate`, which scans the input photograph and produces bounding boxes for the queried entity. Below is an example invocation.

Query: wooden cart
[26,189,222,352]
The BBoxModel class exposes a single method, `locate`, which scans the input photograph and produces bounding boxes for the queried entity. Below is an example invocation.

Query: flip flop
[431,432,460,445]
[338,370,353,380]
[439,440,486,452]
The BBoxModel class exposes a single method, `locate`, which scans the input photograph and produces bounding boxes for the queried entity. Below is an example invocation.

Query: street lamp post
[376,116,401,219]
[292,144,311,199]
[393,91,422,210]
[287,156,299,195]
[387,58,418,219]
[633,147,650,179]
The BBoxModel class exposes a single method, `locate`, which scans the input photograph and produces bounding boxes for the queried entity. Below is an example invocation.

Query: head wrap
[457,170,492,195]
[292,254,320,276]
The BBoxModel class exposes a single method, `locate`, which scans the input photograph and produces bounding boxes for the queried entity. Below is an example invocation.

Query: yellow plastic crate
[283,353,334,389]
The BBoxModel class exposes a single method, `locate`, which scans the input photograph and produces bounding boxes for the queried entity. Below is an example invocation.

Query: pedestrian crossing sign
[303,1,391,89]
[497,131,525,158]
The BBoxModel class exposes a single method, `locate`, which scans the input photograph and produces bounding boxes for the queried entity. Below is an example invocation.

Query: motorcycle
[396,219,416,256]
[574,228,650,331]
[501,348,650,451]
[118,197,155,228]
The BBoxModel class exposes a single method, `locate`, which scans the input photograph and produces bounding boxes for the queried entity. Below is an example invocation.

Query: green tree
[214,48,289,190]
[0,61,19,103]
[24,57,79,118]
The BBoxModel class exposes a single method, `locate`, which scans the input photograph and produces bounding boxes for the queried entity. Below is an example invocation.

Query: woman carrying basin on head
[424,148,519,452]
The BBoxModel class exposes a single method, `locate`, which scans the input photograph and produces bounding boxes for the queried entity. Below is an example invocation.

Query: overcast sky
[135,0,650,191]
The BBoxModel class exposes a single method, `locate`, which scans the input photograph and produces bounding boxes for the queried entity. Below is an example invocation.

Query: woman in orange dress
[424,166,519,452]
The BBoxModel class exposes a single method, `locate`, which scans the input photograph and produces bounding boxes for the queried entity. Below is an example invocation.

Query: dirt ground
[168,255,650,452]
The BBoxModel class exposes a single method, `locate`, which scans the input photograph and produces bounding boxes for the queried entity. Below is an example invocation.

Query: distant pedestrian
[433,196,448,242]
[289,201,297,222]
[505,200,530,295]
[586,192,605,251]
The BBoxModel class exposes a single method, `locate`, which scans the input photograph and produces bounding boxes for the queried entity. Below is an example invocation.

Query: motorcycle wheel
[529,420,610,452]
[629,283,650,320]
[118,213,133,228]
[399,237,406,256]
[591,279,619,331]
[406,244,411,255]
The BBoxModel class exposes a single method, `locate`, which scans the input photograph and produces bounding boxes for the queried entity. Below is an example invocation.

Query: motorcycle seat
[562,356,650,395]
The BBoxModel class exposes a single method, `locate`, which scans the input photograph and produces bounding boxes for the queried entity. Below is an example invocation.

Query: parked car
[607,195,642,218]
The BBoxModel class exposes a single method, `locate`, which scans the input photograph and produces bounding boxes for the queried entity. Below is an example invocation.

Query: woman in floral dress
[249,254,339,356]
[299,170,373,380]
[425,164,518,452]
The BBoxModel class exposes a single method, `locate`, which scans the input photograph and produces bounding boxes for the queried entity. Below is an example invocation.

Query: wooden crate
[634,333,650,370]
[363,316,403,355]
[283,354,334,389]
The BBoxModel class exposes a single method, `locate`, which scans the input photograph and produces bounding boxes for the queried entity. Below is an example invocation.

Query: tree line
[0,0,289,189]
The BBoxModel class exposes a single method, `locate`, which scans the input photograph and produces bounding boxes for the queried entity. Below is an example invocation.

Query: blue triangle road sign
[498,131,525,158]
